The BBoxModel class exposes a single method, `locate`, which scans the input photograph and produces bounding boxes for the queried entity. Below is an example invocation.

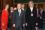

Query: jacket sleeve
[12,12,16,24]
[22,12,25,24]
[25,10,29,23]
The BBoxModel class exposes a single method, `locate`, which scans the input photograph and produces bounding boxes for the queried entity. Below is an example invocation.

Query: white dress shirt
[30,7,33,12]
[30,7,33,16]
[18,9,21,16]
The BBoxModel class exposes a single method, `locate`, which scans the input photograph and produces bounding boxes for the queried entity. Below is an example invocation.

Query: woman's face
[5,4,9,9]
[10,7,13,11]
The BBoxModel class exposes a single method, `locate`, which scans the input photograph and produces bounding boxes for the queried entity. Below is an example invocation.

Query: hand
[25,23,27,26]
[36,23,38,26]
[23,24,25,27]
[13,24,15,27]
[2,23,4,26]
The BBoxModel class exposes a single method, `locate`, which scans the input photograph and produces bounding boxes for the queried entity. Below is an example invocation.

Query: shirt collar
[18,9,21,13]
[30,7,33,12]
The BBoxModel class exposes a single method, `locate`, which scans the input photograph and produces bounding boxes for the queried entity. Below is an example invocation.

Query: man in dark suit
[25,1,37,30]
[37,8,43,29]
[42,10,45,29]
[21,3,26,30]
[12,3,25,30]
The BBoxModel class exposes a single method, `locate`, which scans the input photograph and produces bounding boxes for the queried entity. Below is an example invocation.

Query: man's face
[29,1,34,7]
[22,4,25,8]
[17,4,21,9]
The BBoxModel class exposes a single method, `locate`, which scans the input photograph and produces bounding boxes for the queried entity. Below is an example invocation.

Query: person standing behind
[25,1,37,30]
[8,7,14,30]
[1,4,9,30]
[21,3,26,30]
[42,10,45,30]
[21,3,25,11]
[12,3,25,30]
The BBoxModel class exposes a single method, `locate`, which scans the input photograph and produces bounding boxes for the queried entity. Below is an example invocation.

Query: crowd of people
[0,1,45,30]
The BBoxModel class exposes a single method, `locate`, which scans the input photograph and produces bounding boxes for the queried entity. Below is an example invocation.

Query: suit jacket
[8,11,14,27]
[25,8,37,26]
[12,9,25,27]
[10,11,14,19]
[42,11,45,23]
[42,11,45,19]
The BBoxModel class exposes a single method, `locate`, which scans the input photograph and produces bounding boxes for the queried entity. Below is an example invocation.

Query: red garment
[1,9,8,30]
[0,16,1,30]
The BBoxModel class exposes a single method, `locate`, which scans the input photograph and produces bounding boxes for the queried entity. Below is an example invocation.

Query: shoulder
[33,7,37,10]
[13,10,17,14]
[42,10,45,13]
[26,8,30,12]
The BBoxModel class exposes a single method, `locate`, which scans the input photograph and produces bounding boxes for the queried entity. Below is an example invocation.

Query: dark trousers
[26,24,35,30]
[15,26,22,30]
[22,26,26,30]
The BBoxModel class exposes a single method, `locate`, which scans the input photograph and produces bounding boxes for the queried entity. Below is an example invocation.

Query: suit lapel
[17,9,22,16]
[15,10,19,16]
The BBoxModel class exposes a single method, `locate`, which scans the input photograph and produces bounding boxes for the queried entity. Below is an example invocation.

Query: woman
[0,14,1,30]
[1,4,9,30]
